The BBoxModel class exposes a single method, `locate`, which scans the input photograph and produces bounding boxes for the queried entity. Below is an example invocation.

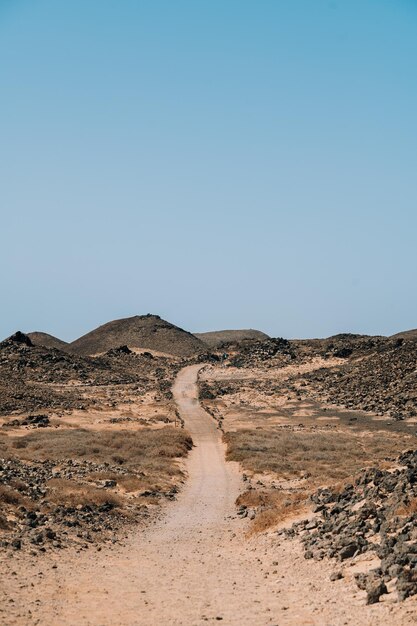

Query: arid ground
[1,323,417,624]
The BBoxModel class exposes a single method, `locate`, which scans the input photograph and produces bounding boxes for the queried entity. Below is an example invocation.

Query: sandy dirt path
[2,364,416,625]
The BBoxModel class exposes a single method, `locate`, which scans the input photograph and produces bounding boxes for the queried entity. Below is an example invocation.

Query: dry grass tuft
[46,478,123,508]
[0,484,31,508]
[116,475,147,493]
[395,498,417,517]
[237,489,307,533]
[0,484,33,530]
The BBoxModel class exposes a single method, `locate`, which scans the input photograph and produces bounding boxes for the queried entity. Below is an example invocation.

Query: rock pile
[230,338,295,368]
[0,457,155,553]
[2,331,34,347]
[105,345,133,356]
[2,414,50,428]
[284,450,417,603]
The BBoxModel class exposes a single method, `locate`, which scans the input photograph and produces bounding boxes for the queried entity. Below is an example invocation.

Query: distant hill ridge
[391,328,417,340]
[68,314,206,357]
[27,332,70,351]
[196,329,269,348]
[5,320,416,358]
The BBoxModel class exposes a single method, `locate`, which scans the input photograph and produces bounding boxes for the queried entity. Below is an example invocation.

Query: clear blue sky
[1,0,416,341]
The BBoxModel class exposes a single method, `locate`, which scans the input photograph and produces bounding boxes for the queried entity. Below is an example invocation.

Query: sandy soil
[2,365,416,625]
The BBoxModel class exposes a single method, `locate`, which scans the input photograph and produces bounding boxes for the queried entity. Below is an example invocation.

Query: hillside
[27,331,69,351]
[195,329,269,348]
[69,314,206,357]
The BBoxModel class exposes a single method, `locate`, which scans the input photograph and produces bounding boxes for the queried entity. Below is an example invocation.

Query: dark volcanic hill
[27,332,69,351]
[0,331,181,415]
[68,314,206,357]
[195,329,269,348]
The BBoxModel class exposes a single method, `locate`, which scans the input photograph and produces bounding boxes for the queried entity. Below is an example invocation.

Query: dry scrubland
[2,322,417,618]
[0,332,193,554]
[199,334,417,603]
[199,335,417,533]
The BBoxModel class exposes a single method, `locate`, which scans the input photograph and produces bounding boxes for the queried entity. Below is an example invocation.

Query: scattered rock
[287,449,417,602]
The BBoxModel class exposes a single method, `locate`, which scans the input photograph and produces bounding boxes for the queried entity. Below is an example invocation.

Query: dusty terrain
[199,343,417,606]
[1,326,417,624]
[0,332,191,553]
[2,365,417,625]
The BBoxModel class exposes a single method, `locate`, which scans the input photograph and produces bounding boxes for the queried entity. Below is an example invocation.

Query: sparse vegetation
[46,478,124,508]
[224,427,412,485]
[6,427,192,468]
[0,426,193,550]
[237,489,307,533]
[224,425,416,532]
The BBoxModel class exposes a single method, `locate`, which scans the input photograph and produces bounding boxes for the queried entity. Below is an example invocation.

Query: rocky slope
[302,337,417,419]
[0,332,180,415]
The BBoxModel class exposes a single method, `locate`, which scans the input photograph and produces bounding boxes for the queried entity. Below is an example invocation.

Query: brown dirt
[1,365,416,625]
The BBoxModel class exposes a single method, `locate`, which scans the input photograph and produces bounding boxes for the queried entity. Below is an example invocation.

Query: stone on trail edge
[283,449,417,603]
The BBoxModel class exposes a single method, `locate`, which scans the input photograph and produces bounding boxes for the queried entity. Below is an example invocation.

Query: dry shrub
[47,478,122,508]
[0,484,32,528]
[0,514,10,530]
[395,498,417,517]
[116,475,146,493]
[11,438,28,449]
[224,428,411,486]
[238,489,307,533]
[236,490,270,508]
[8,477,27,491]
[0,484,28,507]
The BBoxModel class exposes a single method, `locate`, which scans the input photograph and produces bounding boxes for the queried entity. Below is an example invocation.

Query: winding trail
[43,363,285,625]
[4,365,415,625]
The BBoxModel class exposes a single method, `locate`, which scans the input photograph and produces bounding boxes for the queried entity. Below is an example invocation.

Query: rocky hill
[0,331,180,415]
[68,314,206,357]
[195,329,269,348]
[27,332,69,351]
